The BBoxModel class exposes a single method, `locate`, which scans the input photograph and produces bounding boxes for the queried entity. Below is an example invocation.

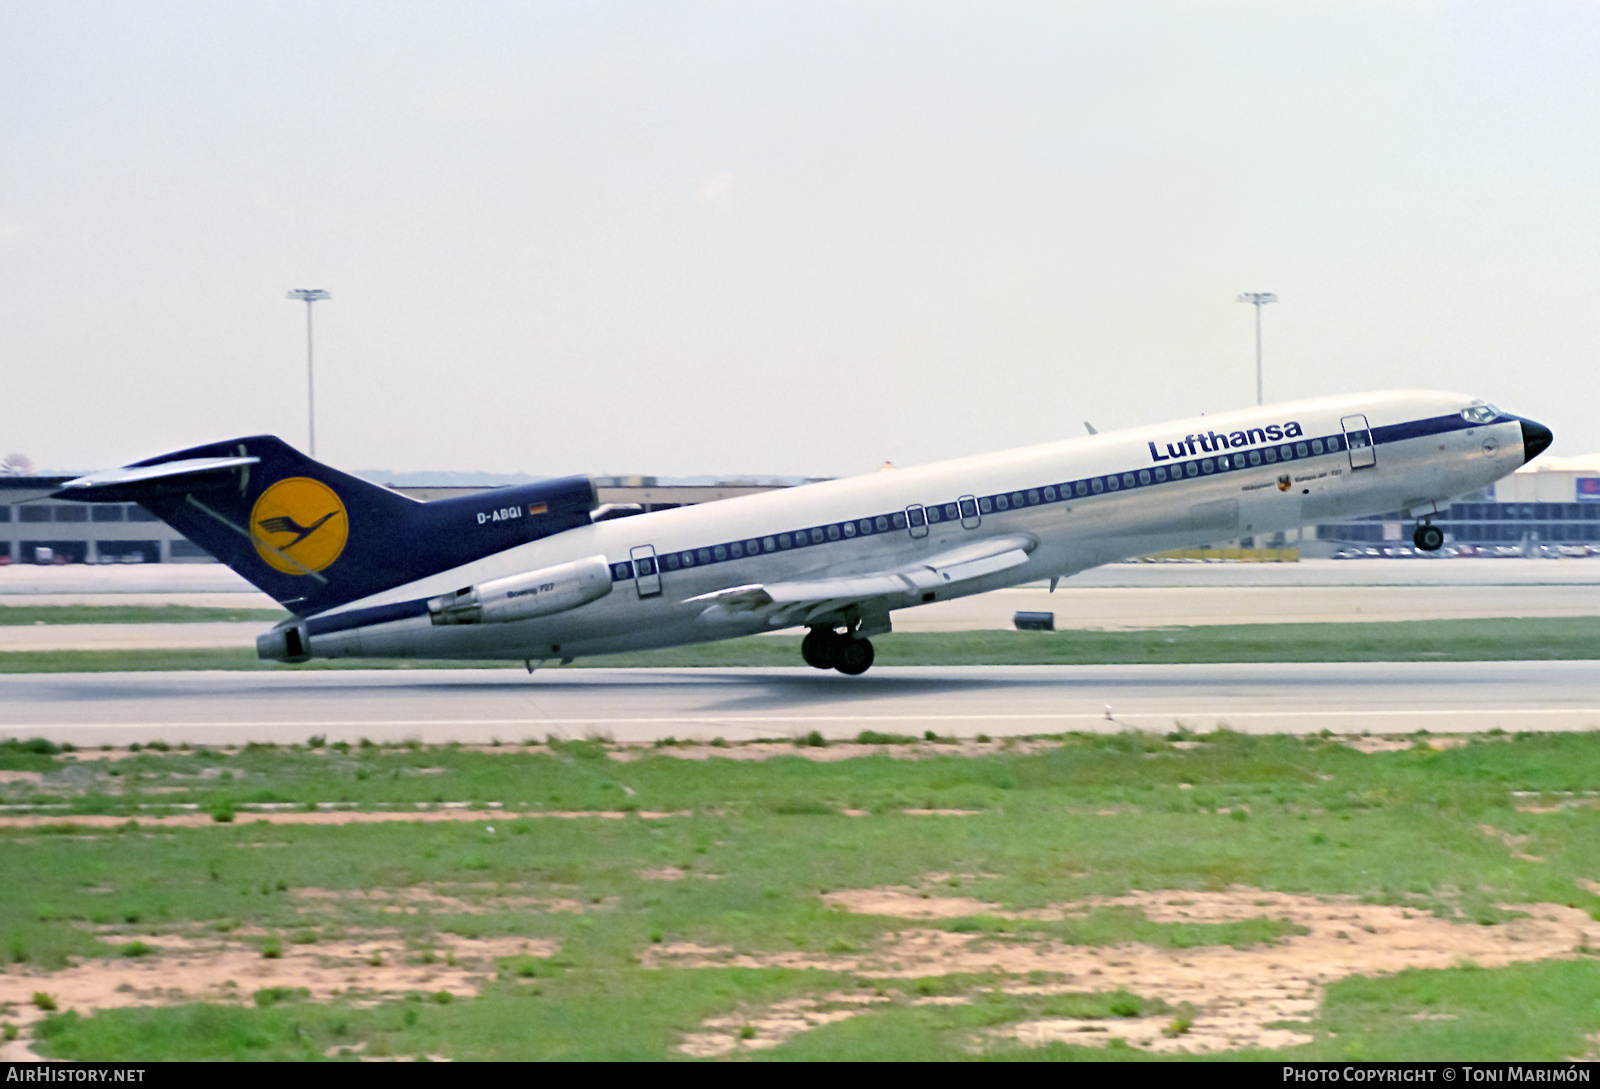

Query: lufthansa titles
[1148,421,1304,463]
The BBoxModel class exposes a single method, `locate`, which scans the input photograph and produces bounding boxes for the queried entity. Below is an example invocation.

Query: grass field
[3,615,1600,672]
[5,730,1600,1060]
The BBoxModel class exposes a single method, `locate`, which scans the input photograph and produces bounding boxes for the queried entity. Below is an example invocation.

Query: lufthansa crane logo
[250,477,348,575]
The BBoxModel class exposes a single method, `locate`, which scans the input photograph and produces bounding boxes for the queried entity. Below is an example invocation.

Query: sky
[3,2,1597,478]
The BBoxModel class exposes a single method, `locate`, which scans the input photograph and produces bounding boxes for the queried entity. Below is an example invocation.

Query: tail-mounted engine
[427,555,613,625]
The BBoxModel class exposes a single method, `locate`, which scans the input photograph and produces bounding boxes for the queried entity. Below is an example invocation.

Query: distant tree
[0,453,33,477]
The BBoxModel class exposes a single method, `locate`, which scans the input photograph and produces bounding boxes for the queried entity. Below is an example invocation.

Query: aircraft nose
[1519,418,1554,464]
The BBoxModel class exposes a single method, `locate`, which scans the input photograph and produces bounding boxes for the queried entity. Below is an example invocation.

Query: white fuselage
[291,390,1531,662]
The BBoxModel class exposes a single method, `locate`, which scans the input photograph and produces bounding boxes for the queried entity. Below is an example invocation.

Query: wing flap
[685,534,1036,621]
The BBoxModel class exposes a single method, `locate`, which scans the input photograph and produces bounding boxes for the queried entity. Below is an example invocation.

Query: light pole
[1236,292,1277,406]
[287,289,331,455]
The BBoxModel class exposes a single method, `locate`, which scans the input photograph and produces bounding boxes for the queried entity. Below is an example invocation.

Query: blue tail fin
[54,436,597,617]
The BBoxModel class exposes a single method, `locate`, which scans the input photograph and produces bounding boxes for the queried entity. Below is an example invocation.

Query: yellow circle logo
[250,477,348,575]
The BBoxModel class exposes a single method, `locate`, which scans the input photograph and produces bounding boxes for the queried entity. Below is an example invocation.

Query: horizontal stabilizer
[56,456,261,501]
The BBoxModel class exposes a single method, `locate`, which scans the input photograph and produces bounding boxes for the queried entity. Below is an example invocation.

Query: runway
[3,661,1597,747]
[4,558,1600,648]
[4,561,1598,746]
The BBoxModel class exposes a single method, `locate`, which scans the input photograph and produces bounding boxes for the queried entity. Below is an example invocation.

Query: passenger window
[842,522,856,537]
[1075,482,1088,497]
[1296,442,1309,458]
[1042,486,1056,501]
[1027,490,1039,505]
[664,553,680,570]
[810,528,825,544]
[1264,447,1277,463]
[713,545,727,561]
[697,548,711,563]
[778,534,792,549]
[1185,462,1199,477]
[763,537,776,552]
[1106,475,1119,490]
[892,512,907,529]
[730,542,744,557]
[1154,467,1167,482]
[1122,473,1135,488]
[978,498,993,513]
[1011,492,1025,507]
[876,515,890,532]
[995,494,1009,510]
[1201,459,1214,474]
[1248,450,1261,466]
[826,525,840,540]
[1311,439,1324,455]
[1091,478,1104,493]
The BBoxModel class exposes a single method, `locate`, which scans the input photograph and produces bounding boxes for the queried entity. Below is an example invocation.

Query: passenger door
[629,544,662,598]
[1342,415,1376,470]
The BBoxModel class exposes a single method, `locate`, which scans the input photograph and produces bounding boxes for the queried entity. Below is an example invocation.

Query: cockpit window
[1460,403,1499,424]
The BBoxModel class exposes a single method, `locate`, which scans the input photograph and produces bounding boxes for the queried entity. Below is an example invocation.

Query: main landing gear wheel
[800,627,876,675]
[1413,523,1444,552]
[832,638,875,676]
[801,628,837,670]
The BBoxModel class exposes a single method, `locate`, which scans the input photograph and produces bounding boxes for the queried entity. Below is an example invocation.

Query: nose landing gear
[801,626,876,675]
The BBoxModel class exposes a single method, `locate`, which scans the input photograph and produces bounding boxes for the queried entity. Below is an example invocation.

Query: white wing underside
[684,533,1037,628]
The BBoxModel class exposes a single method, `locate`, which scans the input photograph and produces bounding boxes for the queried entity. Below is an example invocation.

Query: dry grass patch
[679,990,892,1057]
[0,925,554,1060]
[290,883,610,915]
[658,886,1600,1056]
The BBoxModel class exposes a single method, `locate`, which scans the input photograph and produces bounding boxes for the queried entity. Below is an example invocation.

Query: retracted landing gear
[1412,522,1444,552]
[801,626,876,675]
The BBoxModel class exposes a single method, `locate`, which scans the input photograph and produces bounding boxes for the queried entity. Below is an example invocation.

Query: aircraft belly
[310,603,736,662]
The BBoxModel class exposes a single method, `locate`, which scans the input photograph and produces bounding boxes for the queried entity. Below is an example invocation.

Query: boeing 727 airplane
[56,391,1552,675]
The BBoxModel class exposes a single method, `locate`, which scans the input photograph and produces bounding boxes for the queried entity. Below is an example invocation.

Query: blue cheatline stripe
[305,598,430,635]
[606,422,1403,583]
[1370,413,1481,446]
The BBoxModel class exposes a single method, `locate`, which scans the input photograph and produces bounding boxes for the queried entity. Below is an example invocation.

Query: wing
[683,533,1037,629]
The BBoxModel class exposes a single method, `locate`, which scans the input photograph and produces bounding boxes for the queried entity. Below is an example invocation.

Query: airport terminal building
[1308,455,1600,555]
[3,457,1598,566]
